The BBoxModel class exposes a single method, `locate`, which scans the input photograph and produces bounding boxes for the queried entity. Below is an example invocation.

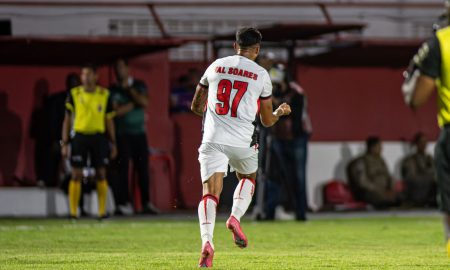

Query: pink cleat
[198,241,214,268]
[226,216,248,248]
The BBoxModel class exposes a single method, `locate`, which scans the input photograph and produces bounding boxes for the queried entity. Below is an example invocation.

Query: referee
[61,64,117,219]
[402,1,450,256]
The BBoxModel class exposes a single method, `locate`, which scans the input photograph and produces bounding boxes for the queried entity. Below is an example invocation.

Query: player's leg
[197,143,228,267]
[93,134,110,219]
[95,167,108,218]
[226,146,258,248]
[198,173,224,268]
[293,135,308,221]
[68,134,87,219]
[131,134,154,214]
[68,167,83,218]
[444,214,450,257]
[231,172,257,222]
[434,128,450,256]
[111,135,130,215]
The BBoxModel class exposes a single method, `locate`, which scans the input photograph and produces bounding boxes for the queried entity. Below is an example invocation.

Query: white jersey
[199,55,272,147]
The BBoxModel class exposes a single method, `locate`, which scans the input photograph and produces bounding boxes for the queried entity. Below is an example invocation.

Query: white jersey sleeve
[199,61,217,87]
[260,71,273,99]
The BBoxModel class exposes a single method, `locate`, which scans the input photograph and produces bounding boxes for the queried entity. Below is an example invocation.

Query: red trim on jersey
[257,98,261,114]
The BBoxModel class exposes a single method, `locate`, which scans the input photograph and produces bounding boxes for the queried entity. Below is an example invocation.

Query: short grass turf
[0,216,448,269]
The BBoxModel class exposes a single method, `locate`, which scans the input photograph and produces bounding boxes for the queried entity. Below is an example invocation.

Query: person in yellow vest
[61,64,117,220]
[402,1,450,256]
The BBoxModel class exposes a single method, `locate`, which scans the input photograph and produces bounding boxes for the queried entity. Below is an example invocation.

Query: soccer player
[191,27,291,267]
[402,0,450,256]
[61,64,117,220]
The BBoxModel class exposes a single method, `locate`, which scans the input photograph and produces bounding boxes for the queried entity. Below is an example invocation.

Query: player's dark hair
[81,63,97,72]
[366,136,380,151]
[236,27,262,48]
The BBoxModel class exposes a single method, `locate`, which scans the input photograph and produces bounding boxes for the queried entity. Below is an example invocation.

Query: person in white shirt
[191,27,291,268]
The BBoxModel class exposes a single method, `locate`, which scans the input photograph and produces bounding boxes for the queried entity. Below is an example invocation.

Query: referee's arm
[403,37,440,109]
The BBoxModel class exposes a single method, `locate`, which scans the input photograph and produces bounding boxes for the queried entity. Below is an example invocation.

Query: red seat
[129,152,177,212]
[323,180,367,211]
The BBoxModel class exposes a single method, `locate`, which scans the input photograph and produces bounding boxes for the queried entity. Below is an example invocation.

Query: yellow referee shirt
[65,86,115,134]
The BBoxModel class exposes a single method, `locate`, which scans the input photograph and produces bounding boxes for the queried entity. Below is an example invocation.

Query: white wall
[307,141,436,210]
[0,187,115,217]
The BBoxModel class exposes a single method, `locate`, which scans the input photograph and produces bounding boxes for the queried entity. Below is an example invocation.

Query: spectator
[0,91,22,186]
[30,79,50,187]
[170,68,200,113]
[258,51,276,71]
[264,62,312,221]
[401,132,436,207]
[46,73,81,187]
[347,136,399,209]
[109,58,157,215]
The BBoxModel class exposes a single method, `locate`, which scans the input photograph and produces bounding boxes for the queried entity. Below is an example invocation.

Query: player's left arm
[402,36,440,109]
[191,84,208,117]
[410,75,436,109]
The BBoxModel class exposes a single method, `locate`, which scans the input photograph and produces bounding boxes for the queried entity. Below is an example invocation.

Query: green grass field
[0,215,448,269]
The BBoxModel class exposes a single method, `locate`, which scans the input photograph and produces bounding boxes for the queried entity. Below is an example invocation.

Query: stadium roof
[0,36,185,66]
[214,22,366,42]
[297,39,423,67]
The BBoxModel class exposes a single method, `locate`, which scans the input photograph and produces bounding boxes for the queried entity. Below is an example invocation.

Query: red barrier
[171,113,203,209]
[130,152,177,212]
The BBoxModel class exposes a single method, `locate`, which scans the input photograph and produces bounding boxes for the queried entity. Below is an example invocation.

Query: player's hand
[402,69,420,106]
[273,103,291,117]
[110,144,118,160]
[61,144,69,159]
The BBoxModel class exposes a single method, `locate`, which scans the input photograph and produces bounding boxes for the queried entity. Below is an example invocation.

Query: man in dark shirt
[265,64,312,221]
[109,58,157,215]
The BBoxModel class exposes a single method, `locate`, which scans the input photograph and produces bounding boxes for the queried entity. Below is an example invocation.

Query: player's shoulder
[214,55,235,65]
[436,25,450,37]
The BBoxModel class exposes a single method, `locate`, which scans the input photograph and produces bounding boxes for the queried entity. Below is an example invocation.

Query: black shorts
[70,133,109,168]
[435,126,450,214]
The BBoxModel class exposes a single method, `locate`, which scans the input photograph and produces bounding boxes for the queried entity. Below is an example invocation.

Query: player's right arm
[191,84,208,117]
[259,98,291,127]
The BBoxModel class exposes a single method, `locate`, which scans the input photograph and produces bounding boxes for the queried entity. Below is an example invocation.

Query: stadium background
[0,0,444,214]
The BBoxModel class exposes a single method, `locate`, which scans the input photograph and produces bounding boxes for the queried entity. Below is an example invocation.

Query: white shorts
[198,142,258,182]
